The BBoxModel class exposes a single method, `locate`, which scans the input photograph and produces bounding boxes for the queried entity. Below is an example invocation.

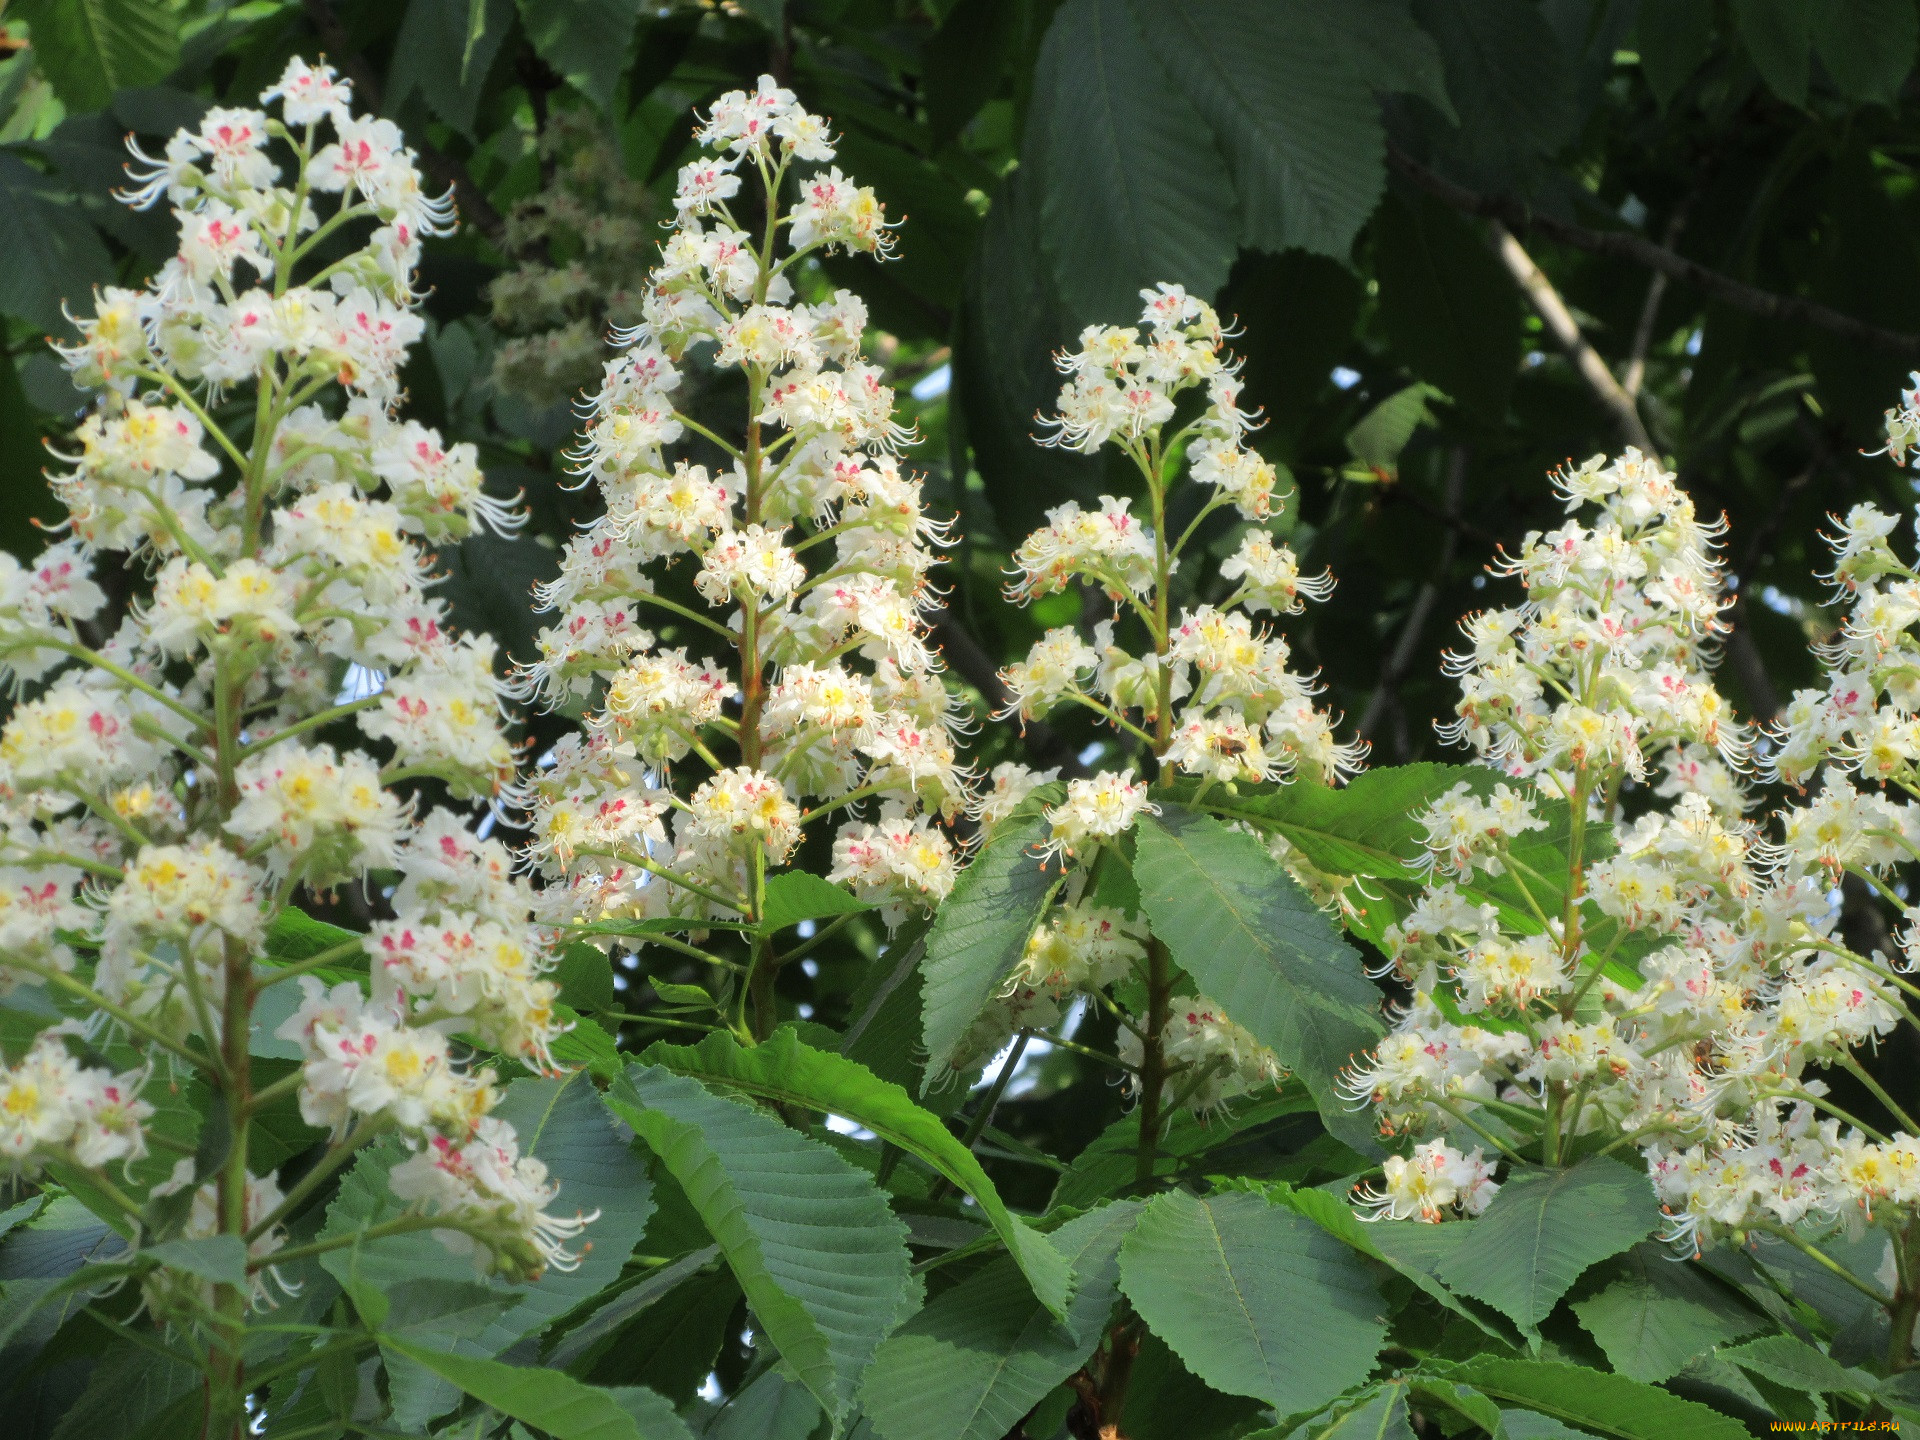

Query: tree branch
[1490,221,1655,452]
[1389,145,1920,358]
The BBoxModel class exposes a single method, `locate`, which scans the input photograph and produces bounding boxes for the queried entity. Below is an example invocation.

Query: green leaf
[47,1344,199,1440]
[1373,192,1519,424]
[645,1029,1070,1317]
[1720,1334,1875,1398]
[605,1063,918,1423]
[759,871,873,934]
[1318,1383,1415,1440]
[319,1071,653,1362]
[1344,382,1443,478]
[1435,1157,1660,1330]
[1133,805,1383,1150]
[387,0,513,139]
[1175,761,1474,884]
[1050,1092,1315,1210]
[0,152,114,333]
[918,784,1063,1083]
[1498,1411,1602,1440]
[515,0,643,111]
[1136,0,1403,256]
[15,0,178,111]
[1026,0,1238,321]
[556,941,615,1014]
[1570,1244,1763,1382]
[1811,0,1918,104]
[1118,1189,1387,1416]
[1637,0,1716,108]
[708,1369,822,1440]
[266,906,364,963]
[1432,1357,1748,1440]
[1258,1182,1516,1344]
[380,1338,692,1440]
[1732,0,1812,106]
[143,1235,247,1289]
[1410,0,1576,183]
[860,1202,1139,1440]
[544,1244,722,1372]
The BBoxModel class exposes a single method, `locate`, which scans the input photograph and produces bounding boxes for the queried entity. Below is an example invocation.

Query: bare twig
[1359,447,1468,752]
[301,0,507,247]
[1622,203,1691,398]
[1490,221,1655,452]
[1390,146,1920,359]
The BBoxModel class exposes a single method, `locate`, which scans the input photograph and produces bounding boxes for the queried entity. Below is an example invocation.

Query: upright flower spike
[969,283,1357,1119]
[515,79,970,1039]
[0,61,591,1410]
[1339,450,1757,1215]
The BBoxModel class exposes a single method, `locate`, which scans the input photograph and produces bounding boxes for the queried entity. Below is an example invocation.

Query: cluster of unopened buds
[0,57,592,1297]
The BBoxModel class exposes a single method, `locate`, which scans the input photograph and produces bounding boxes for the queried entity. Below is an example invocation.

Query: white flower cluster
[514,78,970,983]
[1001,285,1358,789]
[1341,447,1920,1256]
[0,60,585,1294]
[955,282,1357,1106]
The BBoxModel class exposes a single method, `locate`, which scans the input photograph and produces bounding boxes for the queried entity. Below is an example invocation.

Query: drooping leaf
[556,941,616,1014]
[46,1344,199,1440]
[1731,0,1812,106]
[860,1201,1138,1440]
[142,1235,247,1289]
[1719,1335,1876,1398]
[1118,1189,1387,1416]
[1810,0,1919,104]
[1637,0,1716,108]
[386,0,515,135]
[15,0,178,111]
[1571,1244,1764,1382]
[0,152,115,333]
[381,1337,692,1440]
[1318,1383,1416,1440]
[708,1368,822,1440]
[318,1071,653,1365]
[515,0,644,112]
[1344,382,1444,479]
[1373,192,1519,424]
[1435,1156,1661,1330]
[1132,805,1383,1149]
[1257,1181,1516,1343]
[645,1029,1070,1316]
[918,784,1063,1084]
[1135,0,1415,256]
[758,871,873,934]
[545,1245,722,1371]
[1431,1357,1749,1440]
[1049,1091,1315,1210]
[605,1063,918,1423]
[1409,0,1576,185]
[1026,0,1238,321]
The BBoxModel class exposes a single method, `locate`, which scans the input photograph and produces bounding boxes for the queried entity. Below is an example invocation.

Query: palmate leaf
[645,1029,1070,1317]
[14,0,178,112]
[381,1337,692,1440]
[1118,1189,1387,1417]
[513,0,644,112]
[1571,1243,1765,1382]
[918,785,1063,1082]
[859,1201,1139,1440]
[1132,805,1383,1150]
[605,1063,918,1425]
[1429,1357,1748,1440]
[1434,1156,1661,1331]
[1025,0,1238,321]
